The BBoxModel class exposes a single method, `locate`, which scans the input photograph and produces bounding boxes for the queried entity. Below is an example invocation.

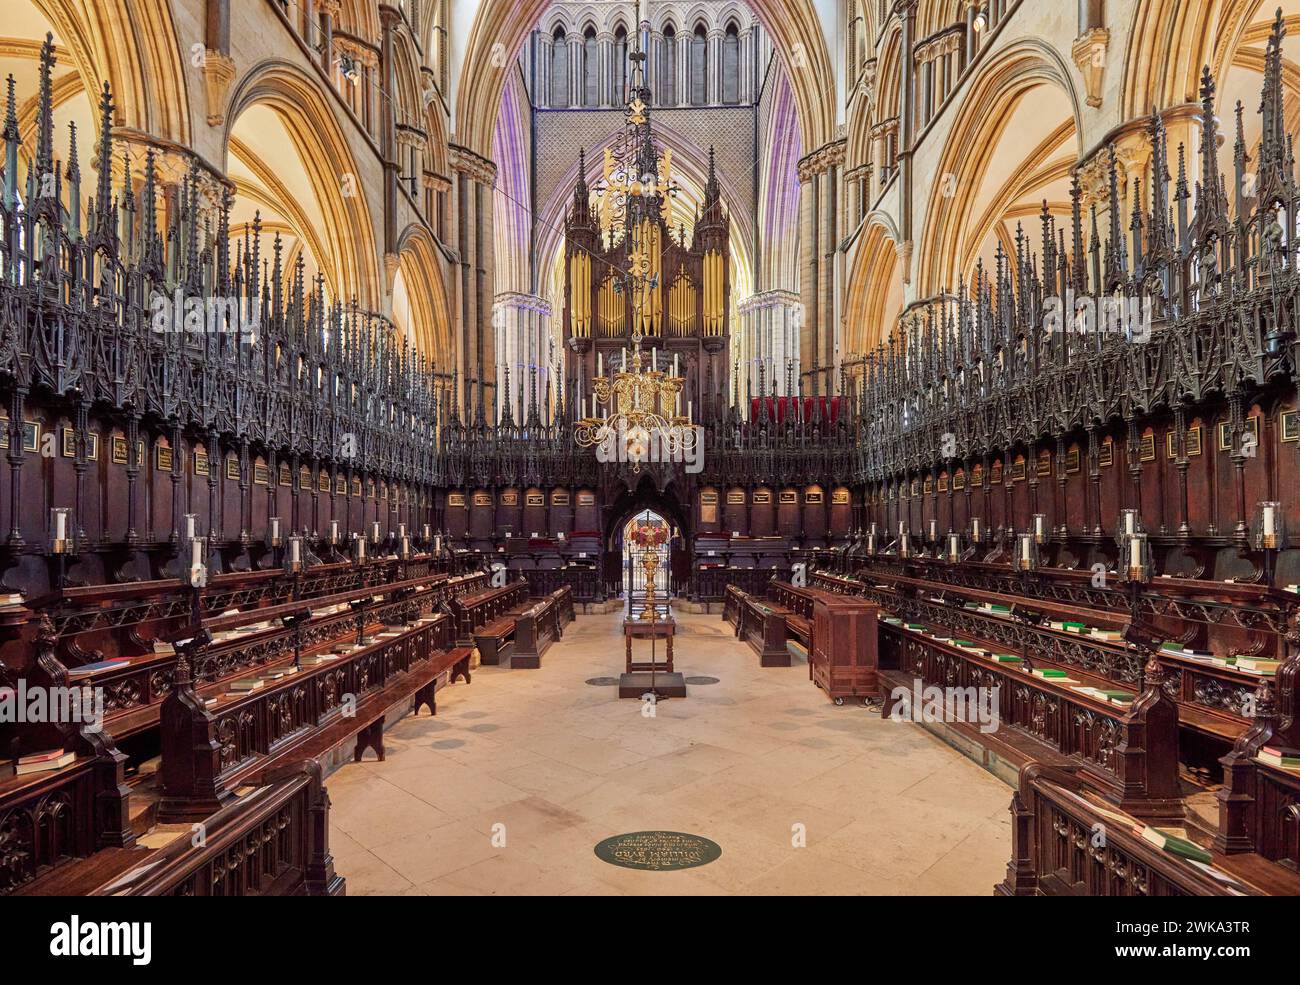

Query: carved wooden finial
[35,611,58,650]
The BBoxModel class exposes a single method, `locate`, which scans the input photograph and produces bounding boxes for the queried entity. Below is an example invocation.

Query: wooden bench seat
[44,762,346,897]
[876,618,1182,822]
[812,566,1270,752]
[474,617,516,665]
[785,613,812,648]
[156,613,466,822]
[511,588,572,669]
[724,585,793,666]
[276,644,473,770]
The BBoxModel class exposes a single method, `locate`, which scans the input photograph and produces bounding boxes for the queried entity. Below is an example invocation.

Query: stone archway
[600,475,691,600]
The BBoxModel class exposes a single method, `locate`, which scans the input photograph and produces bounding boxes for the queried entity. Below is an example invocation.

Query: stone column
[706,29,719,104]
[899,0,917,244]
[451,148,498,416]
[819,163,836,371]
[679,38,689,106]
[539,35,552,106]
[570,36,582,107]
[378,5,400,254]
[798,166,817,378]
[599,33,612,106]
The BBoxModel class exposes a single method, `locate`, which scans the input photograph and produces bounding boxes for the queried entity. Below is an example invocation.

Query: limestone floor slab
[327,607,1012,895]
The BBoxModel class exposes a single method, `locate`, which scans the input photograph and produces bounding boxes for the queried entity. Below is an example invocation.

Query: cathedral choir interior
[0,0,1297,938]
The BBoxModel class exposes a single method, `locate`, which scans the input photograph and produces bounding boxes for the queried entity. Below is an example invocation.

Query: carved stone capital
[450,144,497,186]
[201,51,237,127]
[797,139,847,182]
[1071,27,1110,109]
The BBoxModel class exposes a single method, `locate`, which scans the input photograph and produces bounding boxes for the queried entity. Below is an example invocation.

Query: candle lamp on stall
[1008,602,1046,674]
[1252,501,1286,588]
[184,512,209,590]
[1120,530,1152,626]
[48,507,76,589]
[285,534,305,576]
[282,608,311,671]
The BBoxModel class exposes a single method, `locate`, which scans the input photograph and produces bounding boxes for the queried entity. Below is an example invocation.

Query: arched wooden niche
[522,487,547,537]
[803,484,826,539]
[549,487,573,538]
[496,487,521,537]
[829,485,851,536]
[751,485,775,536]
[470,488,494,538]
[698,486,720,533]
[445,489,469,539]
[725,486,747,536]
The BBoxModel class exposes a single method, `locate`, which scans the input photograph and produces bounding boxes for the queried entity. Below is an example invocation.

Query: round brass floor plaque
[593,831,722,871]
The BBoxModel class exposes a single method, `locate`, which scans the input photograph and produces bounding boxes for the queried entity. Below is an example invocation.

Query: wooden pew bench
[511,587,573,669]
[873,611,1182,822]
[812,566,1287,757]
[473,616,518,666]
[999,762,1300,897]
[766,581,818,660]
[95,572,456,744]
[723,585,794,667]
[156,611,470,822]
[451,580,532,664]
[13,761,345,897]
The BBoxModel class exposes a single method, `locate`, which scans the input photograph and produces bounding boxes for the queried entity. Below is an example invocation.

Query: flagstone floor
[325,607,1012,895]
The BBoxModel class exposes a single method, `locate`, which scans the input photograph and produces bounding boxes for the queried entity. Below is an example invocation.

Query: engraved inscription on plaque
[593,831,722,871]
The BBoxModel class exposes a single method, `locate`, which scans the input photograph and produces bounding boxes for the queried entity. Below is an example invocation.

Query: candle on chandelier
[673,353,679,377]
[598,351,603,378]
[652,348,657,371]
[191,537,203,567]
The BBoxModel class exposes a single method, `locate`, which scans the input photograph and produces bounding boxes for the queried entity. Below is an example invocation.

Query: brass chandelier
[573,26,696,472]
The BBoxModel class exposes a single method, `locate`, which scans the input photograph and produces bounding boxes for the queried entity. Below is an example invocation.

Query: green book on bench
[1141,827,1212,864]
